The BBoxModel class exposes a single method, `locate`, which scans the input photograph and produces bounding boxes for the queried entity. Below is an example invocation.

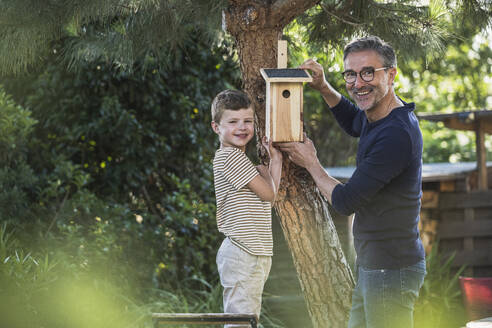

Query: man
[277,36,426,328]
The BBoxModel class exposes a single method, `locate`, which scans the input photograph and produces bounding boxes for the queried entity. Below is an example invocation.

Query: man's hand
[300,58,342,108]
[300,58,329,93]
[276,134,318,169]
[277,134,340,205]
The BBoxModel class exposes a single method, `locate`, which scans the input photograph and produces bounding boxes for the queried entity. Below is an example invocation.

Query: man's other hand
[276,134,318,169]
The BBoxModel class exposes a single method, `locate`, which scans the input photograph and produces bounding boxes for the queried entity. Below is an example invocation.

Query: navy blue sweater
[331,96,425,269]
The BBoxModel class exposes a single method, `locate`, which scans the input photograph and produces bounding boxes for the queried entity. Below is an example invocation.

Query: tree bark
[225,1,355,327]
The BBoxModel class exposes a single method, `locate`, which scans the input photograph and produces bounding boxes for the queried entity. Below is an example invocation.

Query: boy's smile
[212,107,255,151]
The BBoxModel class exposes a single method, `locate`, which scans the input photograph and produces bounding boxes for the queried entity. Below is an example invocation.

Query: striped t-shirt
[213,147,273,256]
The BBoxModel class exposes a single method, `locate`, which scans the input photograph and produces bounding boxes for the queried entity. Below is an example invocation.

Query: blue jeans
[348,260,426,328]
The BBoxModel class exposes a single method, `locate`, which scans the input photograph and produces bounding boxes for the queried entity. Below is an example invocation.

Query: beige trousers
[216,237,272,328]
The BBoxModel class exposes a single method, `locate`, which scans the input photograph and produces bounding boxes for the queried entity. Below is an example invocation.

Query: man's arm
[302,58,363,137]
[329,127,414,216]
[305,160,341,205]
[276,136,340,204]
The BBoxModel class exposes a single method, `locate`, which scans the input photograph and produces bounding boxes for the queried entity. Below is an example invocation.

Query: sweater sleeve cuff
[331,183,353,216]
[329,95,349,112]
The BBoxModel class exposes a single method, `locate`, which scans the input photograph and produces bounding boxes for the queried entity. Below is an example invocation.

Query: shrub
[2,37,239,288]
[0,89,38,221]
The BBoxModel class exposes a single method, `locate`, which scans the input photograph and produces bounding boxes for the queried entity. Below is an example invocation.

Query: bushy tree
[2,37,241,291]
[7,37,239,202]
[398,31,492,163]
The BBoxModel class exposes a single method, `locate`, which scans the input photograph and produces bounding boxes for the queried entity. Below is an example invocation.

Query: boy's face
[211,107,254,151]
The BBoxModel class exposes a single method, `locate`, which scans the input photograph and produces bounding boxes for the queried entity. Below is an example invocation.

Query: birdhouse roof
[260,68,312,83]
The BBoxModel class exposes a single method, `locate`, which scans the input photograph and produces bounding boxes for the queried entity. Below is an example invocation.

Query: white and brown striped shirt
[213,147,273,256]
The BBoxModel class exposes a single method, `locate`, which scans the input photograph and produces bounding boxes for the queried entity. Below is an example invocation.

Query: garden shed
[418,110,492,277]
[419,110,492,191]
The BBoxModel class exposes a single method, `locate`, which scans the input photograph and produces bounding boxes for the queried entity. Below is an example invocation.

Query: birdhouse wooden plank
[261,67,312,142]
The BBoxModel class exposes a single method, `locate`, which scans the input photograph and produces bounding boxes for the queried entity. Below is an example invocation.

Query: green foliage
[154,174,219,287]
[0,224,61,328]
[398,32,492,163]
[419,121,478,163]
[0,88,38,220]
[0,0,228,74]
[296,0,491,64]
[35,175,220,292]
[0,223,157,328]
[1,36,240,291]
[414,242,467,328]
[10,37,239,206]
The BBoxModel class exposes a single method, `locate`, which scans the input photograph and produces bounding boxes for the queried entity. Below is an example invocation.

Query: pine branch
[271,0,320,27]
[319,2,362,27]
[299,0,490,64]
[0,0,226,75]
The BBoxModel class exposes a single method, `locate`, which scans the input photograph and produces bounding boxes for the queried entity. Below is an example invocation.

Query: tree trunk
[275,166,355,327]
[224,2,354,327]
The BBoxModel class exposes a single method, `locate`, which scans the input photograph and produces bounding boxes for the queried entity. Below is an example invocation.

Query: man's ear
[388,67,398,84]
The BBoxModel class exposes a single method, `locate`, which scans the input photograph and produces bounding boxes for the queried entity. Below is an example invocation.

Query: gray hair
[343,36,397,68]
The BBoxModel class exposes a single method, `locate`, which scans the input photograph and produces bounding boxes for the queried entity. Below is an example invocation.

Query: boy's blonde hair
[211,90,252,123]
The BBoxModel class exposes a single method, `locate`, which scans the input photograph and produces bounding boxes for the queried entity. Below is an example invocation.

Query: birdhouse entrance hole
[282,90,290,98]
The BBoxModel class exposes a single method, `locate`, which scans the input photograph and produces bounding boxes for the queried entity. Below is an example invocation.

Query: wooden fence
[437,190,492,276]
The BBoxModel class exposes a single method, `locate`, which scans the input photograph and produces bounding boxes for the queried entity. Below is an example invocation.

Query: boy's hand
[255,164,269,176]
[262,136,282,162]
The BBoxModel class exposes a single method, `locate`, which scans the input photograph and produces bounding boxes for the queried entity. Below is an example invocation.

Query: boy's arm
[269,156,282,200]
[247,137,283,203]
[247,167,275,202]
[266,138,282,202]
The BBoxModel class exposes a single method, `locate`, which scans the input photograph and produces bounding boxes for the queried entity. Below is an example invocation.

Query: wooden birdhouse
[260,40,312,142]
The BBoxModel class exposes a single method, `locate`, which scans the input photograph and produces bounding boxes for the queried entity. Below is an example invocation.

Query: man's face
[343,50,395,111]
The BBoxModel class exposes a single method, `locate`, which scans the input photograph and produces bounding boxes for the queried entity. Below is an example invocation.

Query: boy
[211,89,282,327]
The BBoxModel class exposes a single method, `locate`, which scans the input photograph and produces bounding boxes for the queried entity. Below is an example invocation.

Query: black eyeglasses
[341,67,390,83]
